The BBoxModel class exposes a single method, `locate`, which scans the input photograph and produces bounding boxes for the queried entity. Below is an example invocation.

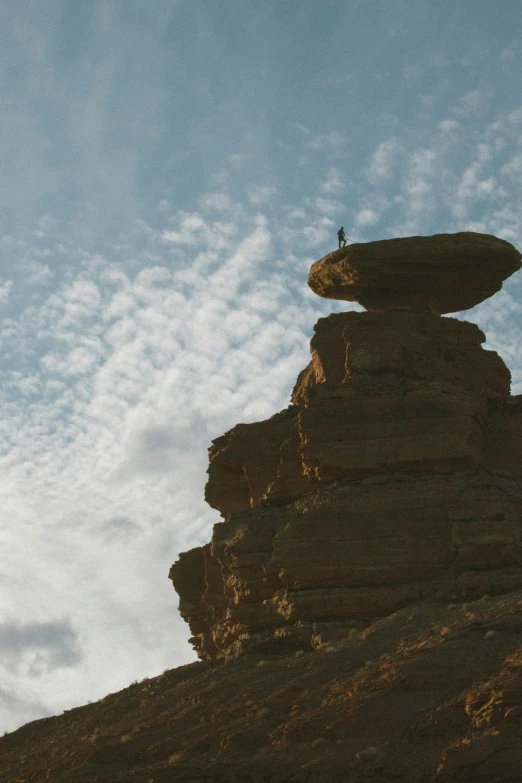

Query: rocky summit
[307,232,521,313]
[3,232,522,783]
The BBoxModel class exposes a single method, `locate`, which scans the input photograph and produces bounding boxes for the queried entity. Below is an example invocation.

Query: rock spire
[170,231,522,661]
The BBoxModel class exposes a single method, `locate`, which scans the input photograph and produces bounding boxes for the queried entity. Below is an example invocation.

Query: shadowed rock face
[308,232,521,313]
[170,233,522,662]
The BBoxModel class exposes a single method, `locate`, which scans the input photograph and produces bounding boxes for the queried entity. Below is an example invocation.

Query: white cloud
[320,167,345,195]
[0,280,12,302]
[227,152,249,168]
[279,211,336,251]
[161,212,237,249]
[41,342,103,377]
[501,154,522,180]
[247,184,277,205]
[314,197,345,215]
[25,262,53,286]
[449,142,507,220]
[355,208,379,227]
[199,192,237,212]
[297,125,349,152]
[392,147,439,234]
[366,139,403,183]
[451,89,487,117]
[438,119,460,132]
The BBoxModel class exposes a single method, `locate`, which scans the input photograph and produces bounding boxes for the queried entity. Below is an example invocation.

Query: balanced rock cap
[308,232,522,314]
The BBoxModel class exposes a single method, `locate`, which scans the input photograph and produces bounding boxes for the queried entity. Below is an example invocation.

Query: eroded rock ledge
[170,232,522,661]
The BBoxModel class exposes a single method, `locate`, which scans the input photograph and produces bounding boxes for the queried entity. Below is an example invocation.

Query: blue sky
[2,0,522,733]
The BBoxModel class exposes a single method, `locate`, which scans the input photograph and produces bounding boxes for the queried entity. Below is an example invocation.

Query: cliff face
[170,232,522,662]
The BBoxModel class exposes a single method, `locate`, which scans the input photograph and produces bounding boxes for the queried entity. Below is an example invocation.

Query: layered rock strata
[170,232,522,661]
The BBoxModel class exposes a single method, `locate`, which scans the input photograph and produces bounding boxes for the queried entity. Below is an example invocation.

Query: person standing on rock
[337,227,347,248]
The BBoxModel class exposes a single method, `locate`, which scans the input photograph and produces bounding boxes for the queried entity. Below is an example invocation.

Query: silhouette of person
[337,227,347,248]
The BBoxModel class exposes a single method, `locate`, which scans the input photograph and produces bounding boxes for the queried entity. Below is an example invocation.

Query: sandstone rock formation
[170,232,522,664]
[171,232,522,663]
[307,232,521,313]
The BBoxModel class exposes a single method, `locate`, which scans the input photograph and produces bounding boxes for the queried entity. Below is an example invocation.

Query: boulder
[307,232,521,313]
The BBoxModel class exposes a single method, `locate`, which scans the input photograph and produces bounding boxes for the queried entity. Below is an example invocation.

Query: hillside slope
[1,590,522,782]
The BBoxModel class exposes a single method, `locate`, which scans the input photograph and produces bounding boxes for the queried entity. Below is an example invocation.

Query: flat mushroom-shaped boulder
[308,232,521,313]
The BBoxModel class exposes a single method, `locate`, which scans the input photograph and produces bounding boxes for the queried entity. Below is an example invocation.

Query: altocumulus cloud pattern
[1,0,522,733]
